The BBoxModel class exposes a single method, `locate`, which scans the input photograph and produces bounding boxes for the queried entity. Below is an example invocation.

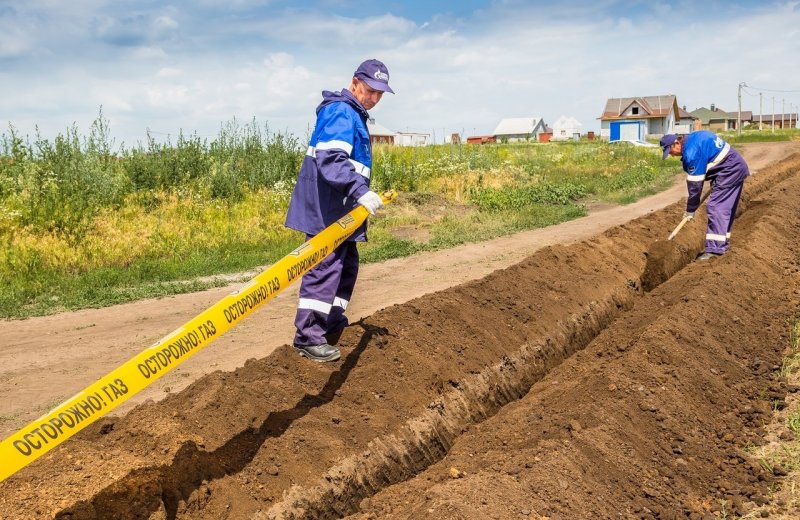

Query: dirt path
[0,142,796,442]
[0,142,798,519]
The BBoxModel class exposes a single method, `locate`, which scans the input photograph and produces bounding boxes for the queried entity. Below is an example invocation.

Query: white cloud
[153,15,178,31]
[91,90,133,112]
[156,67,183,78]
[145,85,191,108]
[420,90,444,102]
[0,31,34,58]
[128,46,168,60]
[0,7,41,58]
[193,0,276,8]
[252,12,417,47]
[0,1,799,147]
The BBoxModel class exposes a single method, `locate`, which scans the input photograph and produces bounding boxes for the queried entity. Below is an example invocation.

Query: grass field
[1,117,797,318]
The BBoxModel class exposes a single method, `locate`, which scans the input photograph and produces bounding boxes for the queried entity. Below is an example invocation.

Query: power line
[743,85,800,94]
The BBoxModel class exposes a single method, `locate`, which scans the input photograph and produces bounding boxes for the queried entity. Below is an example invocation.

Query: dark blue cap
[354,59,394,94]
[660,134,677,159]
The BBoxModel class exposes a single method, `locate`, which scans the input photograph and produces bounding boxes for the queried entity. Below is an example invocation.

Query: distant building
[466,135,497,145]
[749,112,798,129]
[676,106,697,134]
[551,116,583,141]
[395,131,430,147]
[599,94,679,141]
[367,118,395,145]
[491,117,547,142]
[689,105,740,132]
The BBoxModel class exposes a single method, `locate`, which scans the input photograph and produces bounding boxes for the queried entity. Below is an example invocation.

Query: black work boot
[293,343,341,362]
[696,252,722,261]
[325,328,344,345]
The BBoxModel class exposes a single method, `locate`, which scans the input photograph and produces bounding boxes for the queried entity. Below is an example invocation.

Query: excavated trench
[1,153,798,520]
[343,161,800,519]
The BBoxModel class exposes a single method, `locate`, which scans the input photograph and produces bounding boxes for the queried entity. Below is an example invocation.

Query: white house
[395,131,430,147]
[551,116,583,141]
[492,117,547,142]
[598,95,679,142]
[675,106,697,134]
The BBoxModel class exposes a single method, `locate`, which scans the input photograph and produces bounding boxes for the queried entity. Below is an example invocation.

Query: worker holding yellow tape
[284,58,395,362]
[0,58,396,483]
[0,190,397,484]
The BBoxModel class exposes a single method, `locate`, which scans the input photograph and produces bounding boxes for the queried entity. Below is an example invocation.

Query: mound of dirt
[0,153,798,520]
[344,159,800,520]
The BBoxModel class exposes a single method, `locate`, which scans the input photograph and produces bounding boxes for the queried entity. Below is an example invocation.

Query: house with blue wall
[599,95,679,142]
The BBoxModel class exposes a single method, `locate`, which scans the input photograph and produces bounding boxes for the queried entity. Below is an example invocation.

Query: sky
[1,0,799,148]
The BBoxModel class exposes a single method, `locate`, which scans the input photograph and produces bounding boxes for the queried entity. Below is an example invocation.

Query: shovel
[641,188,710,292]
[666,188,711,240]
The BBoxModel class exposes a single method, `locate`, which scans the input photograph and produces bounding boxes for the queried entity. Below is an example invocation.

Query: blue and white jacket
[285,89,373,241]
[681,130,734,213]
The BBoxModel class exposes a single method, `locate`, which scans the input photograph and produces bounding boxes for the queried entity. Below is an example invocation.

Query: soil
[0,141,799,519]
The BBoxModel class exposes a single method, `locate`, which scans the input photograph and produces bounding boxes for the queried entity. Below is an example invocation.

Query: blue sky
[1,0,799,147]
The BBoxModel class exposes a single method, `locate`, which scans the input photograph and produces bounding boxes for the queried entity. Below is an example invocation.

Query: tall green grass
[1,114,682,317]
[373,140,677,205]
[1,112,306,316]
[720,128,799,145]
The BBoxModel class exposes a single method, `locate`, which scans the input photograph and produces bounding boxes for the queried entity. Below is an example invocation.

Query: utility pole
[782,99,785,130]
[759,92,763,130]
[737,82,745,136]
[772,97,775,133]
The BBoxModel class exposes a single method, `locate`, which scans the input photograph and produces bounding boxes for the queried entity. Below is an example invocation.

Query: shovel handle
[667,188,712,240]
[667,216,691,240]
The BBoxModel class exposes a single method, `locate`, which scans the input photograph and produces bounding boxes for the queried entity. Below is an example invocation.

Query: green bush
[1,112,304,236]
[469,182,587,211]
[1,114,129,235]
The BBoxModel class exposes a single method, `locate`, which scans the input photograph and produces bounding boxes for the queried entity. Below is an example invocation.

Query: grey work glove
[683,211,695,221]
[357,191,384,215]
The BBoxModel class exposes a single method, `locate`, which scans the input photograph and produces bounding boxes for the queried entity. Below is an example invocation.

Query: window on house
[632,107,639,115]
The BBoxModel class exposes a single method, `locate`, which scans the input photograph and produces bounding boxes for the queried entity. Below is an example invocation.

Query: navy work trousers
[705,150,749,255]
[293,239,359,346]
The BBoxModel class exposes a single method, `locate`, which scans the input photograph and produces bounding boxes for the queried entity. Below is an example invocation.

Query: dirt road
[0,142,796,441]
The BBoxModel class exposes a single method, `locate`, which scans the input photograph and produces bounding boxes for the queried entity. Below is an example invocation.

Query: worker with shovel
[284,59,394,362]
[660,131,750,261]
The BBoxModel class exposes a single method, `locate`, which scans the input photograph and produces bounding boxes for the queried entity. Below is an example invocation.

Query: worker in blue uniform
[284,59,394,362]
[661,131,750,261]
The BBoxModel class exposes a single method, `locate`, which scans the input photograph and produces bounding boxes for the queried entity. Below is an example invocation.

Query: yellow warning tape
[0,191,396,483]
